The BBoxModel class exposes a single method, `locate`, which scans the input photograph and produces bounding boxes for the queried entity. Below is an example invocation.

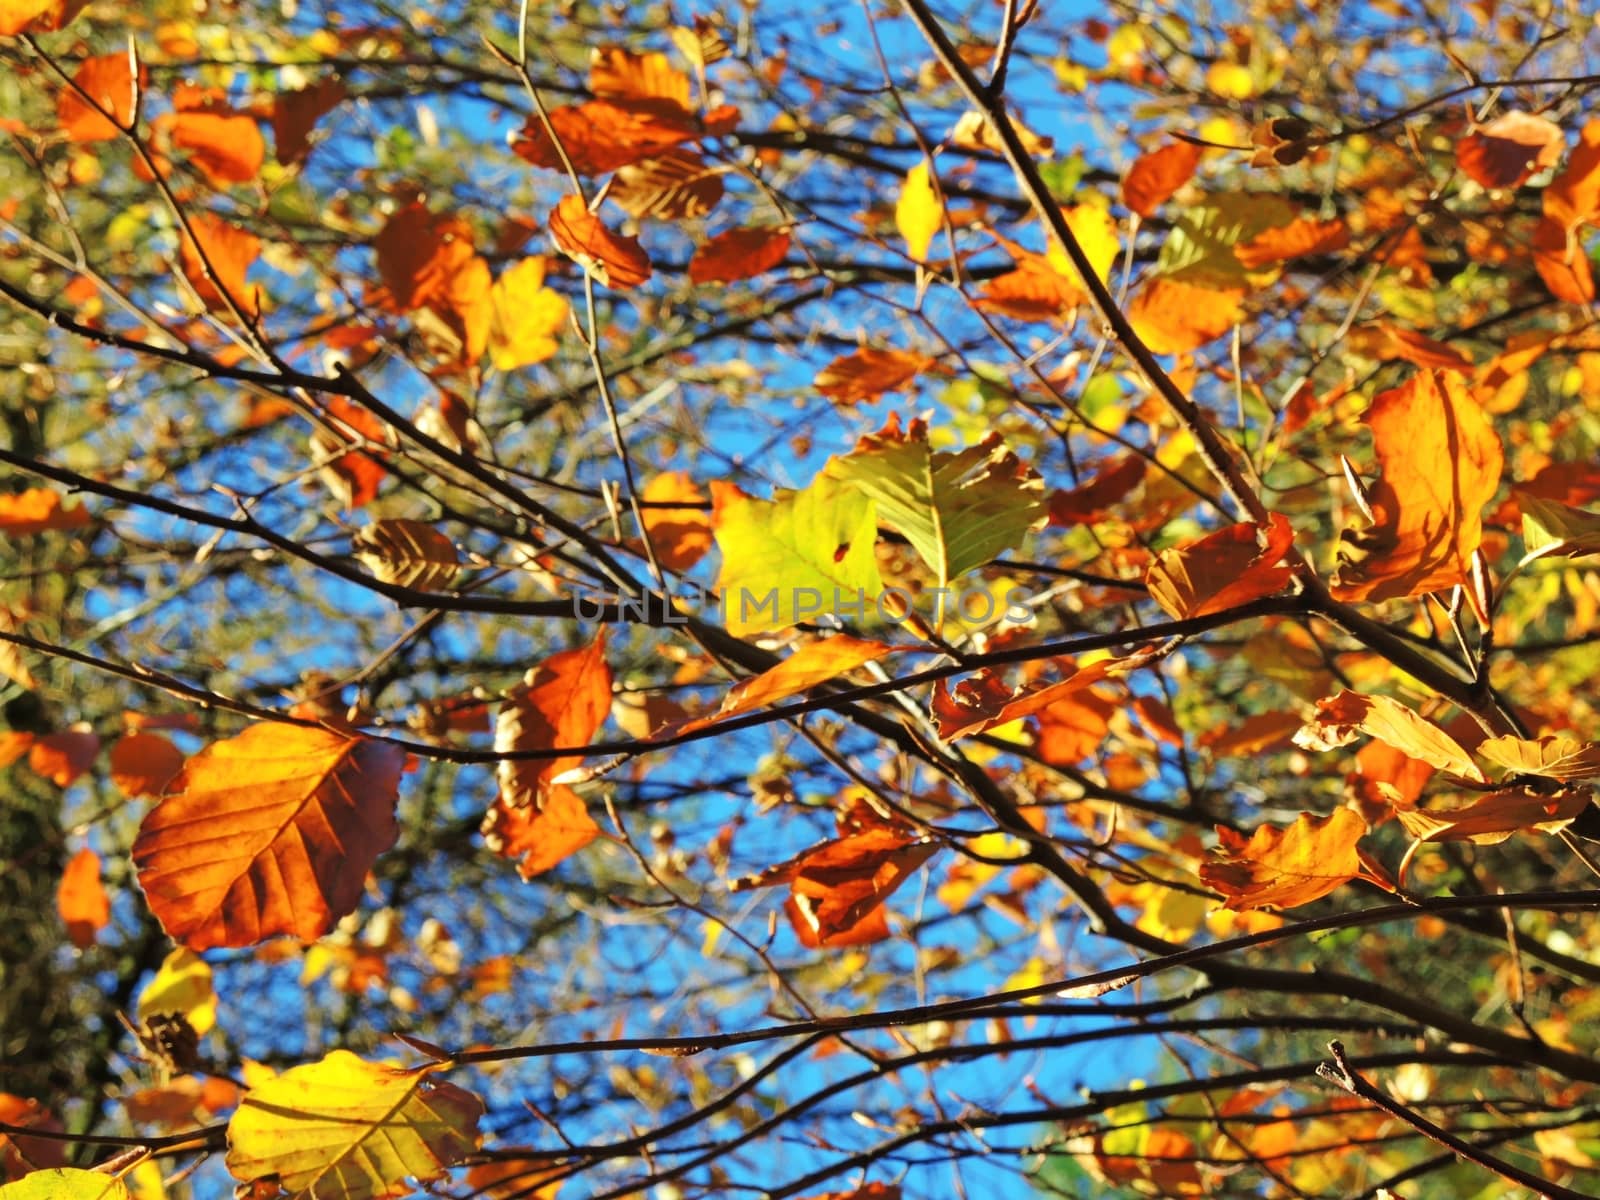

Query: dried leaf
[1294,691,1484,781]
[131,724,404,949]
[353,520,460,591]
[611,148,725,220]
[548,195,652,289]
[589,46,692,107]
[1478,734,1600,781]
[1145,513,1295,619]
[481,787,602,881]
[178,212,260,317]
[495,634,612,812]
[1397,788,1591,845]
[510,98,707,176]
[1456,111,1563,190]
[1200,808,1367,910]
[688,225,791,284]
[272,77,344,165]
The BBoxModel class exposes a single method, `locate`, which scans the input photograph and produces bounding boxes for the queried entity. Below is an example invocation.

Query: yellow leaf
[488,257,569,370]
[896,161,942,263]
[1044,204,1119,291]
[0,1169,132,1199]
[226,1051,483,1200]
[1206,61,1255,99]
[138,948,217,1036]
[1200,809,1367,910]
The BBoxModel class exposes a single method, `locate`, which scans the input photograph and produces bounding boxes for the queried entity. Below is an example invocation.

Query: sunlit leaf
[0,1168,131,1199]
[1294,691,1484,781]
[681,635,898,733]
[0,488,90,536]
[1127,276,1244,353]
[1478,734,1600,781]
[1397,788,1591,845]
[640,471,711,572]
[687,225,791,284]
[814,348,937,405]
[1145,513,1295,619]
[352,520,460,591]
[109,732,184,798]
[57,52,139,142]
[178,212,260,317]
[1121,139,1202,217]
[495,634,612,812]
[56,847,108,950]
[1200,808,1367,910]
[1456,111,1563,190]
[138,947,217,1036]
[548,195,651,289]
[896,161,941,263]
[272,77,345,165]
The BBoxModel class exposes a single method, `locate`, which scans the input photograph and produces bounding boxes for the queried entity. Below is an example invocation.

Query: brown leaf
[1145,513,1295,620]
[975,251,1084,321]
[688,226,791,284]
[163,109,265,187]
[132,724,404,949]
[1294,691,1484,781]
[814,347,937,405]
[373,202,479,313]
[1397,788,1591,844]
[312,397,388,510]
[495,634,612,811]
[272,77,345,165]
[588,46,692,107]
[511,99,707,176]
[933,648,1157,741]
[0,1093,67,1179]
[611,149,725,220]
[57,52,141,142]
[110,732,185,797]
[1048,455,1145,525]
[57,847,109,949]
[0,487,91,536]
[1532,213,1595,303]
[352,519,460,591]
[1330,371,1503,603]
[1456,111,1563,190]
[1121,139,1202,217]
[28,727,100,787]
[481,788,601,881]
[548,195,652,289]
[1200,808,1367,910]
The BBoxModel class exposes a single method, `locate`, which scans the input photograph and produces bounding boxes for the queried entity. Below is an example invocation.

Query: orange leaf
[178,212,261,316]
[1397,788,1591,845]
[1477,734,1600,781]
[110,732,185,797]
[975,251,1084,321]
[1456,111,1563,190]
[1532,214,1595,303]
[57,847,109,949]
[681,635,897,734]
[611,149,725,220]
[312,397,388,510]
[1200,710,1304,758]
[511,99,706,176]
[0,0,86,36]
[1127,277,1244,354]
[131,724,404,949]
[272,77,344,165]
[495,634,612,811]
[1200,808,1367,910]
[548,195,652,289]
[57,52,140,142]
[1377,324,1474,372]
[1145,513,1295,620]
[1048,455,1145,524]
[373,202,479,313]
[1330,371,1503,602]
[688,226,791,284]
[1294,691,1484,781]
[480,787,601,880]
[1541,117,1600,230]
[639,472,711,572]
[164,109,265,186]
[734,827,938,947]
[28,727,100,786]
[1233,216,1350,269]
[588,46,692,107]
[0,730,35,769]
[814,348,937,405]
[932,648,1156,741]
[1121,139,1202,217]
[1035,690,1116,765]
[0,487,90,535]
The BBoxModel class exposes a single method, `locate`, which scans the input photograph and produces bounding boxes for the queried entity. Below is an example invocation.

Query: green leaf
[1520,492,1600,560]
[0,1170,132,1200]
[1156,193,1297,287]
[824,415,1045,590]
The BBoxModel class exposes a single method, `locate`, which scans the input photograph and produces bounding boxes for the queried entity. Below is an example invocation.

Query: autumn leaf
[932,650,1154,741]
[480,788,602,881]
[1532,215,1596,303]
[1456,111,1563,190]
[178,212,261,317]
[678,635,899,733]
[1541,117,1600,229]
[510,99,709,176]
[1145,513,1295,620]
[131,724,404,949]
[487,257,569,370]
[56,847,108,950]
[495,634,612,812]
[137,947,216,1036]
[0,487,90,536]
[1200,808,1368,910]
[639,471,712,572]
[1330,370,1503,603]
[225,1051,482,1200]
[109,732,184,797]
[824,413,1046,590]
[548,195,652,289]
[814,348,938,405]
[1397,788,1592,845]
[374,202,479,312]
[1127,276,1244,354]
[0,0,87,36]
[352,519,460,591]
[161,105,266,187]
[1519,492,1600,559]
[0,1168,131,1199]
[1048,455,1145,524]
[710,475,884,636]
[896,161,942,262]
[1233,216,1350,269]
[466,1160,566,1200]
[976,251,1090,321]
[589,45,692,106]
[1478,734,1600,781]
[312,397,389,510]
[611,148,725,220]
[0,1094,66,1179]
[1294,691,1484,781]
[688,225,791,284]
[732,827,939,947]
[57,52,139,142]
[28,727,100,787]
[272,77,345,165]
[1121,139,1202,217]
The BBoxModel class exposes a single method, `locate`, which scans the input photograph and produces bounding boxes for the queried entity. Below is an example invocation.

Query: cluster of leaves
[5,0,1600,1198]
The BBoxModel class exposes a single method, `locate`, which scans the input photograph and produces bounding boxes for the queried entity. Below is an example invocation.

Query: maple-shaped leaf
[814,348,938,405]
[131,724,404,950]
[57,52,140,142]
[488,257,569,370]
[56,847,108,950]
[0,487,90,536]
[0,0,87,36]
[1200,808,1368,910]
[896,161,941,262]
[1145,513,1295,620]
[178,212,260,317]
[0,1168,132,1199]
[137,947,216,1036]
[611,148,725,220]
[109,732,184,797]
[687,225,791,284]
[1397,788,1591,845]
[710,475,884,636]
[272,77,345,165]
[732,827,938,947]
[481,788,601,881]
[825,414,1045,590]
[352,520,460,591]
[225,1051,482,1200]
[1456,111,1563,190]
[932,649,1155,741]
[495,634,612,811]
[1233,216,1350,269]
[1330,370,1503,603]
[639,471,711,572]
[678,635,898,734]
[1127,276,1244,354]
[1518,492,1600,559]
[549,195,652,289]
[1478,734,1600,781]
[1121,139,1202,217]
[1294,691,1484,781]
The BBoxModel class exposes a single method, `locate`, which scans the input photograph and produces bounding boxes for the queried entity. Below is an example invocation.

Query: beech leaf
[1145,513,1295,620]
[1396,789,1592,845]
[1294,691,1485,782]
[1200,808,1368,910]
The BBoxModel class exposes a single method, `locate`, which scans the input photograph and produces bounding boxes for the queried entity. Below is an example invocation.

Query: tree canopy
[4,0,1600,1198]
